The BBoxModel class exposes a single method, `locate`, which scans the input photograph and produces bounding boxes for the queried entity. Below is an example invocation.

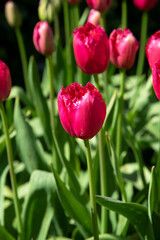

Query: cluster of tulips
[1,0,160,239]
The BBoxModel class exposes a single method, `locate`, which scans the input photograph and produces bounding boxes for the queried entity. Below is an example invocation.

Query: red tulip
[109,28,139,69]
[58,82,106,139]
[33,21,55,56]
[73,22,110,75]
[146,31,160,70]
[133,0,157,11]
[87,9,101,26]
[152,61,160,100]
[86,0,112,12]
[0,60,12,103]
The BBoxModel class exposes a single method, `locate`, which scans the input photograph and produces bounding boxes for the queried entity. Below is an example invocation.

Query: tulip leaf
[51,166,92,238]
[22,170,56,240]
[96,196,157,240]
[0,226,15,240]
[9,86,33,108]
[86,233,137,240]
[14,98,49,173]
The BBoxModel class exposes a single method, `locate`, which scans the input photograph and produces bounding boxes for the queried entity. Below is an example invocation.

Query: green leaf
[96,196,155,240]
[51,166,92,238]
[0,226,15,240]
[22,170,56,240]
[86,233,138,240]
[14,98,49,173]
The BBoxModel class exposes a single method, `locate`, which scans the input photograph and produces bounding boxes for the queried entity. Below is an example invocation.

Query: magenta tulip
[133,0,157,11]
[86,0,112,12]
[73,22,110,75]
[0,60,12,103]
[58,82,106,139]
[87,9,101,26]
[146,31,160,70]
[152,61,160,100]
[33,21,55,56]
[109,28,139,69]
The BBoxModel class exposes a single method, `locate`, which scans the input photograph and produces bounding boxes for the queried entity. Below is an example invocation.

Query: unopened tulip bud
[146,31,160,70]
[87,9,101,26]
[73,22,110,75]
[38,0,61,23]
[58,82,106,139]
[152,61,160,100]
[133,0,157,11]
[5,1,22,28]
[0,60,12,102]
[86,0,112,12]
[109,28,139,69]
[33,21,55,56]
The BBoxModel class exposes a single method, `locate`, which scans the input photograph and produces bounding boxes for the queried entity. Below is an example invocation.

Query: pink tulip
[0,60,12,103]
[58,82,106,139]
[33,21,55,56]
[146,31,160,70]
[87,9,101,26]
[152,61,160,100]
[133,0,157,11]
[109,28,139,69]
[73,22,110,75]
[86,0,112,12]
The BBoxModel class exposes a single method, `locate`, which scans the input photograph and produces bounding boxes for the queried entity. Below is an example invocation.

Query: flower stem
[136,11,148,76]
[116,69,126,164]
[0,102,24,240]
[54,14,60,41]
[94,74,108,234]
[84,139,99,240]
[15,27,31,98]
[121,0,127,28]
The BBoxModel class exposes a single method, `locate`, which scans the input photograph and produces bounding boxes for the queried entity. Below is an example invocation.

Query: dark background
[1,0,160,87]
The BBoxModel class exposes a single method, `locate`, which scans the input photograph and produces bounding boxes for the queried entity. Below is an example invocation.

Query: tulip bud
[146,31,160,70]
[5,1,22,28]
[109,28,139,69]
[58,82,106,139]
[38,0,61,23]
[87,9,101,26]
[152,61,160,100]
[73,22,110,75]
[33,21,55,56]
[133,0,157,11]
[0,60,12,102]
[86,0,112,12]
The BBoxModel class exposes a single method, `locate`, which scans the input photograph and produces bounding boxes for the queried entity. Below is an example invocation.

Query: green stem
[15,27,30,98]
[94,74,108,233]
[63,0,73,85]
[121,0,127,28]
[0,102,24,240]
[84,139,99,240]
[54,14,60,41]
[136,11,148,76]
[116,69,126,164]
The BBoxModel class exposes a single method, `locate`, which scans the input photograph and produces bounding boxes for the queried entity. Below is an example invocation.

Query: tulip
[146,31,160,70]
[152,61,160,100]
[109,28,139,69]
[58,82,106,139]
[87,9,101,26]
[73,22,110,75]
[38,0,61,23]
[133,0,157,11]
[86,0,112,12]
[0,60,12,103]
[5,1,22,28]
[33,21,55,56]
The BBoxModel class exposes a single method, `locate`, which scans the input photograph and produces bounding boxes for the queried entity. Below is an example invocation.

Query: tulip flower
[5,1,22,28]
[0,60,12,103]
[73,22,110,75]
[38,0,61,23]
[146,31,160,70]
[152,61,160,100]
[87,9,101,26]
[33,21,55,56]
[109,27,139,69]
[58,82,106,139]
[86,0,112,12]
[133,0,157,11]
